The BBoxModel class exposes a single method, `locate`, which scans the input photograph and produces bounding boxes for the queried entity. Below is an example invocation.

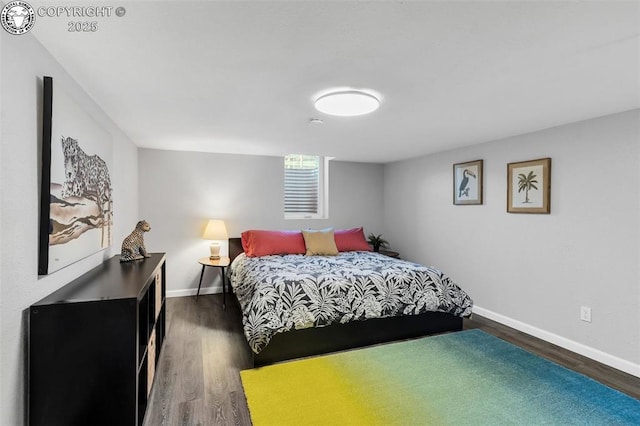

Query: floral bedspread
[229,251,473,354]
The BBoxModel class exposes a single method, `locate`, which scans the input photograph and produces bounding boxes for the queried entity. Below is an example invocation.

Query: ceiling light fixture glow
[314,90,381,117]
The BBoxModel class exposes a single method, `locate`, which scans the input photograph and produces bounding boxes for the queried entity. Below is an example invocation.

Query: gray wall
[383,110,640,375]
[0,33,140,425]
[138,149,384,295]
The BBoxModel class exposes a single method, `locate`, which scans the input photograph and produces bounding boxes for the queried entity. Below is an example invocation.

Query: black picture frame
[38,77,54,275]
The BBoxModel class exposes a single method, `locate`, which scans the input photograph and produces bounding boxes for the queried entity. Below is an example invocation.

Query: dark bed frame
[228,238,463,366]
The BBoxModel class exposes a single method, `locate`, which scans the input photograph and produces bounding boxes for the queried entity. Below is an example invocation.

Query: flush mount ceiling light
[314,90,381,117]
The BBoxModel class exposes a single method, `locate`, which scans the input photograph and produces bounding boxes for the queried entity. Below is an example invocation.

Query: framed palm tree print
[453,159,483,205]
[507,158,551,214]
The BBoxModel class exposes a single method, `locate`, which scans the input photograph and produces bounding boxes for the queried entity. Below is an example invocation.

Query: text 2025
[68,21,98,32]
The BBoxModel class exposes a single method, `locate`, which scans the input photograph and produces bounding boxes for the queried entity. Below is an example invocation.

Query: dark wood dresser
[28,253,166,426]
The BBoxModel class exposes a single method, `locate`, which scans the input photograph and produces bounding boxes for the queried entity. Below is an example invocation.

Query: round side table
[197,256,230,308]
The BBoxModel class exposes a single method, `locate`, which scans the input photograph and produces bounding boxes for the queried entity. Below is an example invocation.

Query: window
[284,154,328,219]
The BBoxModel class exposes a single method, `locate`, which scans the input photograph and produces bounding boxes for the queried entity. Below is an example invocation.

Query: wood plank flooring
[144,295,640,426]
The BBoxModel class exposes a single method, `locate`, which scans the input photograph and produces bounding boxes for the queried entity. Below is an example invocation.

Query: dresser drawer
[155,270,163,319]
[147,329,156,396]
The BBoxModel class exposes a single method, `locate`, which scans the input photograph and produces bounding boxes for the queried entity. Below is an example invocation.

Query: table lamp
[203,219,227,260]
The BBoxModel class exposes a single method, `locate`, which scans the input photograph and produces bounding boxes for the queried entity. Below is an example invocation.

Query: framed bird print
[453,160,483,205]
[507,158,551,214]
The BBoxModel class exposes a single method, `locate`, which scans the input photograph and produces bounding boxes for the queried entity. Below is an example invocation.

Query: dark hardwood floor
[144,295,640,425]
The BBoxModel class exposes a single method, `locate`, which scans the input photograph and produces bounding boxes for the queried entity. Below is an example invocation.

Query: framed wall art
[453,159,483,205]
[507,157,551,214]
[38,76,114,275]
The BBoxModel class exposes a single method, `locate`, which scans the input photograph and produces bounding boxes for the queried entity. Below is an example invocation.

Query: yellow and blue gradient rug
[241,329,640,425]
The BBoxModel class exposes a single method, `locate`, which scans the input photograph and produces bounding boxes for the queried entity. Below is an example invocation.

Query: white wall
[0,33,140,425]
[384,110,640,375]
[138,149,384,295]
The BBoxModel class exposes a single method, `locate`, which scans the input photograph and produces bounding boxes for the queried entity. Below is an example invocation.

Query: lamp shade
[203,219,228,240]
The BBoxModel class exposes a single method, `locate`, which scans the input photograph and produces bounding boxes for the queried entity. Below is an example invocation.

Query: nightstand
[197,256,230,308]
[377,249,400,259]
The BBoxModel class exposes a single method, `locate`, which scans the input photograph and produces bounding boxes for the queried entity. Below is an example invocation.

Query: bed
[228,234,473,366]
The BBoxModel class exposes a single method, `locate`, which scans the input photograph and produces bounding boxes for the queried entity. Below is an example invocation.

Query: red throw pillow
[241,230,306,257]
[334,227,372,252]
[241,231,253,254]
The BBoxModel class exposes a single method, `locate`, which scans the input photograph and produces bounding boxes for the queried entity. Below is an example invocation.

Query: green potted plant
[367,233,389,252]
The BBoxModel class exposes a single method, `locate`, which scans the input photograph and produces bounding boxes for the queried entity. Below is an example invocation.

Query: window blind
[284,155,320,215]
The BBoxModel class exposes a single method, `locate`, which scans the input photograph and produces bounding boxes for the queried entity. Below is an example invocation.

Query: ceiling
[31,1,639,163]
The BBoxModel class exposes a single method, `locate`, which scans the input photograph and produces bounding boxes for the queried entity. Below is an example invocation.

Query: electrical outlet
[580,306,592,323]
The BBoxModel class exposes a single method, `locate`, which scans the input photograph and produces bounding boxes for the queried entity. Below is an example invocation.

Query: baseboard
[167,285,223,298]
[473,306,640,378]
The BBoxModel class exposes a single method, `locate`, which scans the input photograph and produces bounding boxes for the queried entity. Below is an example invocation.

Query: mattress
[229,251,473,354]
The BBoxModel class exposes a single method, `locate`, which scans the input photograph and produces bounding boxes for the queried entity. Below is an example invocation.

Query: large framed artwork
[453,159,483,205]
[507,157,551,214]
[38,76,114,275]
